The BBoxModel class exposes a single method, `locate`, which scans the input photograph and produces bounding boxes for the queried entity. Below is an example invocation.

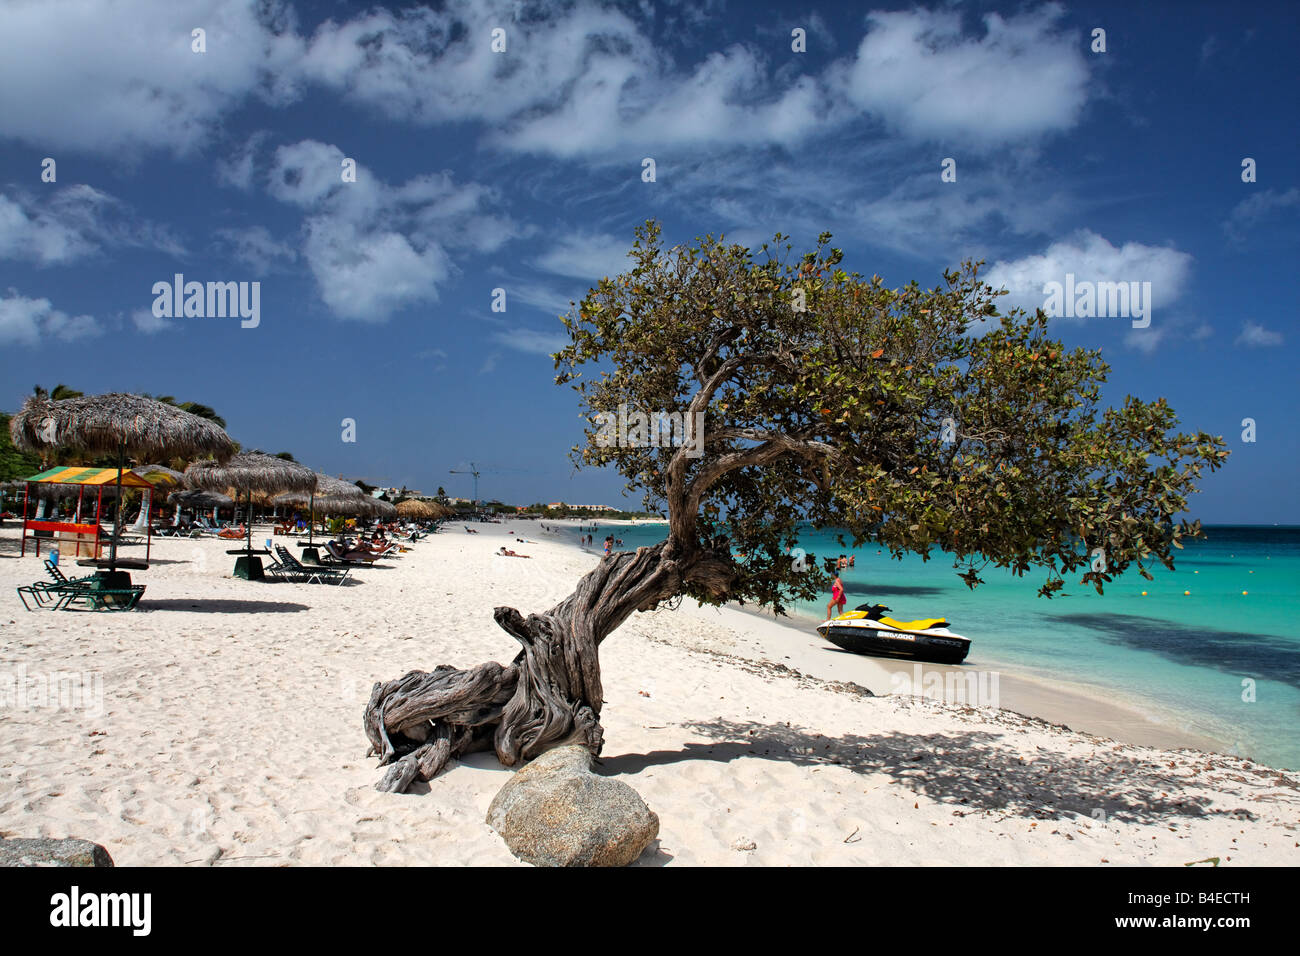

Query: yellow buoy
[1242,591,1248,596]
[1141,591,1148,596]
[1184,590,1191,596]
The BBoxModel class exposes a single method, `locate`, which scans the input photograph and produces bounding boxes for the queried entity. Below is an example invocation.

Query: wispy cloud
[1235,321,1284,348]
[533,232,635,281]
[0,185,183,264]
[1223,187,1300,243]
[492,327,568,356]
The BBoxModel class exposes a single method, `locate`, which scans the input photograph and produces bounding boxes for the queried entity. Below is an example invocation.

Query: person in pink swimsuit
[826,574,846,619]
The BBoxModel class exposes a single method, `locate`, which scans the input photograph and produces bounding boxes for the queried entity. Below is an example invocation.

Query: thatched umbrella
[185,453,316,577]
[396,499,436,518]
[138,464,184,482]
[168,489,234,510]
[270,472,365,543]
[9,392,236,573]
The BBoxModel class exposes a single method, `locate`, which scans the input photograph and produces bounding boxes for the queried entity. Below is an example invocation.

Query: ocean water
[568,522,1300,770]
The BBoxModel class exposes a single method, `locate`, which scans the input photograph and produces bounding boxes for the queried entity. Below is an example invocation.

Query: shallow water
[572,522,1300,770]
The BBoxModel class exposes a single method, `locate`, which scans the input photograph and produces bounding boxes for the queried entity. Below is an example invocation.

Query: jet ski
[817,603,971,664]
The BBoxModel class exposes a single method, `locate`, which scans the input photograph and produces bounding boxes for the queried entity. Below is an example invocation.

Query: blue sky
[0,0,1295,520]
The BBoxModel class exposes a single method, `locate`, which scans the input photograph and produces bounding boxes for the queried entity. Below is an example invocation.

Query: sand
[0,519,1296,866]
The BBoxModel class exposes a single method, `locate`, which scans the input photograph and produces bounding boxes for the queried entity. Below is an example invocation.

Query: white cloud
[830,6,1089,148]
[0,1,1095,164]
[265,140,518,321]
[0,0,302,155]
[0,192,96,263]
[302,218,450,322]
[1235,321,1284,348]
[0,289,98,345]
[984,231,1194,319]
[131,307,171,334]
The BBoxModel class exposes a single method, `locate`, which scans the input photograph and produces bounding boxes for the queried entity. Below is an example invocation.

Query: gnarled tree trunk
[364,538,734,792]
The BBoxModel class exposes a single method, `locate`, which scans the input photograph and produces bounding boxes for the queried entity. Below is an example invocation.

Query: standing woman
[826,573,847,620]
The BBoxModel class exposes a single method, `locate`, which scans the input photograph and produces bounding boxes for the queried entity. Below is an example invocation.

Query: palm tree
[139,394,227,430]
[33,384,84,401]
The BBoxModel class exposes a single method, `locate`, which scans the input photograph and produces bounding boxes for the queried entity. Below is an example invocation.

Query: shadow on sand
[139,598,311,613]
[596,718,1251,825]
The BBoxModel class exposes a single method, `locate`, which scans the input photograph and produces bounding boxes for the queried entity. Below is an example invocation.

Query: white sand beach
[1,521,1296,866]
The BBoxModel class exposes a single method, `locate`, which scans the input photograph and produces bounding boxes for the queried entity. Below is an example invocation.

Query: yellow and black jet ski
[816,603,971,664]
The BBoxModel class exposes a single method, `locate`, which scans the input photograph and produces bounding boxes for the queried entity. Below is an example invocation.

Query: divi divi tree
[363,222,1227,792]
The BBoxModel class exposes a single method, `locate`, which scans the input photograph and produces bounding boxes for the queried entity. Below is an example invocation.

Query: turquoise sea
[567,522,1300,770]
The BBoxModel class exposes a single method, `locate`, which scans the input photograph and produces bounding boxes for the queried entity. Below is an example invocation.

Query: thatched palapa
[8,393,236,571]
[396,499,446,519]
[137,464,185,484]
[185,454,317,560]
[9,393,236,462]
[168,489,234,509]
[184,454,317,496]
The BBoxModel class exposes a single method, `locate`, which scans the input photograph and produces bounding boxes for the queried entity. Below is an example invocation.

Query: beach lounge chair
[16,560,97,610]
[16,559,144,611]
[274,545,351,585]
[323,541,376,565]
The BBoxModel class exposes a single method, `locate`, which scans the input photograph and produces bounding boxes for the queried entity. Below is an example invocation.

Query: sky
[0,0,1296,521]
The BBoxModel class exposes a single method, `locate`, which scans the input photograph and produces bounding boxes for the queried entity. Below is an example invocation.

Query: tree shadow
[1060,612,1300,689]
[596,718,1251,825]
[139,599,311,613]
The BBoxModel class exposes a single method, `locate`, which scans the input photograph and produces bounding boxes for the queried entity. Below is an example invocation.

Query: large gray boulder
[0,837,114,867]
[487,745,659,867]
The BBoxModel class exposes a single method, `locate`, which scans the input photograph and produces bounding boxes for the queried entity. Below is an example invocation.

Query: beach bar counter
[18,466,154,564]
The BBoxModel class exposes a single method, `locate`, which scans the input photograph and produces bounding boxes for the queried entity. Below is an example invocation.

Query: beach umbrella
[184,453,316,576]
[9,392,235,572]
[138,464,184,482]
[168,489,235,509]
[395,499,432,518]
[270,472,365,543]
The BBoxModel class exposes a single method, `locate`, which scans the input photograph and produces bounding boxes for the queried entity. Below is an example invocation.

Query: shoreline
[712,602,1230,757]
[540,517,1232,759]
[3,520,1296,866]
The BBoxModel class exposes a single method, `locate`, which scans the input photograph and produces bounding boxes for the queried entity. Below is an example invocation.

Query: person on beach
[848,555,855,568]
[826,574,847,619]
[498,547,531,558]
[604,535,613,556]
